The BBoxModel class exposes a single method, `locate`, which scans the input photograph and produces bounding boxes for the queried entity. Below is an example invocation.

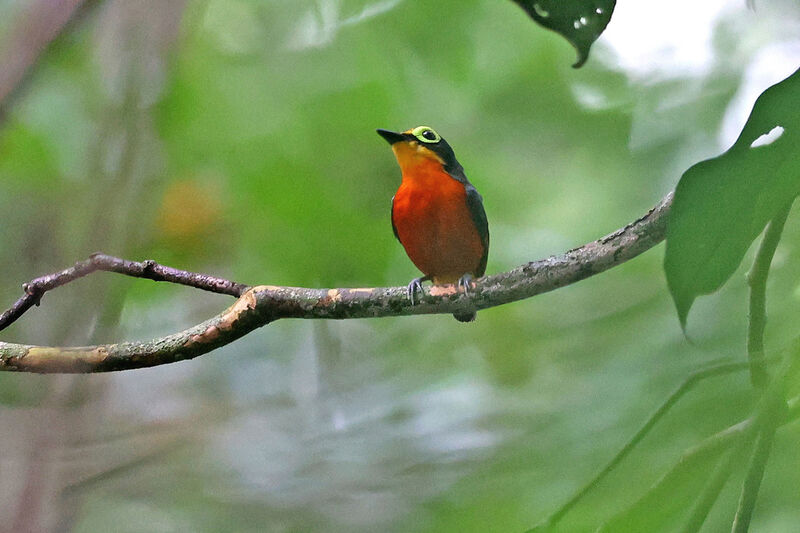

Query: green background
[0,1,799,531]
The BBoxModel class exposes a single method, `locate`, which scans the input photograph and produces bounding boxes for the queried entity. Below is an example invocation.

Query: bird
[377,126,489,322]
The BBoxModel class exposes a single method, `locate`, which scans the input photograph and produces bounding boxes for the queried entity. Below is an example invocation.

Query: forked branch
[0,192,673,373]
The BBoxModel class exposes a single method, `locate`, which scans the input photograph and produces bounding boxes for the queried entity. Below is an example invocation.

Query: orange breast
[392,159,484,284]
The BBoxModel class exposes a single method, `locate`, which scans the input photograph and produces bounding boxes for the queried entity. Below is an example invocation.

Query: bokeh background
[0,0,799,531]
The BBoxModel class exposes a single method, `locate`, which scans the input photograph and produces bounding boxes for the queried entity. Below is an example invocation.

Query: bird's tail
[453,311,476,323]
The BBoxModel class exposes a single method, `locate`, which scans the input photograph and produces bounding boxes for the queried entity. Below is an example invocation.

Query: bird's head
[377,126,461,175]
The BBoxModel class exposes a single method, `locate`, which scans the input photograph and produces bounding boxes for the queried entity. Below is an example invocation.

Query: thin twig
[0,253,249,332]
[746,201,793,388]
[61,438,188,496]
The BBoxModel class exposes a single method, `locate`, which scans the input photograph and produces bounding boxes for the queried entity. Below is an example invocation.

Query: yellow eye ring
[411,126,441,144]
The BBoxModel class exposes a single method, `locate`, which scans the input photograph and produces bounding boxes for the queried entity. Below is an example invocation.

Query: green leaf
[664,68,800,328]
[596,438,736,533]
[511,0,616,68]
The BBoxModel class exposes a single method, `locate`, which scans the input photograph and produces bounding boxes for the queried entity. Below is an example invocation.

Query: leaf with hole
[664,68,800,328]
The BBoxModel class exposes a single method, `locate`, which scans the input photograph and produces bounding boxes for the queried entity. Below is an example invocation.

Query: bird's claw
[457,274,474,296]
[407,277,426,305]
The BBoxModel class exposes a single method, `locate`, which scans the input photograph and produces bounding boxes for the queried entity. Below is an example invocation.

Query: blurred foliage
[665,68,800,327]
[0,0,799,532]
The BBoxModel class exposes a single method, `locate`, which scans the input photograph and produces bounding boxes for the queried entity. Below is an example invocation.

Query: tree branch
[0,192,672,373]
[0,253,248,332]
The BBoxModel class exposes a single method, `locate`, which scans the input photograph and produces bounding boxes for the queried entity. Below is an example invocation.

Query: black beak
[376,129,407,145]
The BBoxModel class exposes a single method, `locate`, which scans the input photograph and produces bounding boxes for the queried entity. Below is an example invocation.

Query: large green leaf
[596,439,738,533]
[664,68,800,328]
[512,0,616,68]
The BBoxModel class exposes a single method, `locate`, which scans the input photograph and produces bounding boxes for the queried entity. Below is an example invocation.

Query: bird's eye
[412,126,441,144]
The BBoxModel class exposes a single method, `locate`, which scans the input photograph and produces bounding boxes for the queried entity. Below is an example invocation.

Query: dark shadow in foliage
[664,68,800,328]
[512,0,616,67]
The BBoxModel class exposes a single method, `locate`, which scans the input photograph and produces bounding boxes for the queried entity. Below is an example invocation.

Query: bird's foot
[406,276,429,305]
[453,274,477,322]
[457,273,474,296]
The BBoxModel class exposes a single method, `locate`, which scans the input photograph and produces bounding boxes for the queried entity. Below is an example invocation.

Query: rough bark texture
[0,192,673,373]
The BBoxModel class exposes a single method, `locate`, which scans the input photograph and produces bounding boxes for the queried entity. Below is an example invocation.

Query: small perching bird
[377,126,489,322]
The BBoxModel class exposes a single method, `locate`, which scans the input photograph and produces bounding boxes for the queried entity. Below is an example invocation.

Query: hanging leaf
[664,68,800,328]
[512,0,616,68]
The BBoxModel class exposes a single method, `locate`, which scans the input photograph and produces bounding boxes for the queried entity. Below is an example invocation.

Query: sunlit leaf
[664,68,800,328]
[511,0,615,68]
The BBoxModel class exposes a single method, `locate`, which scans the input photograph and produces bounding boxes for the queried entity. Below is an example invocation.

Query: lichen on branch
[0,192,673,373]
